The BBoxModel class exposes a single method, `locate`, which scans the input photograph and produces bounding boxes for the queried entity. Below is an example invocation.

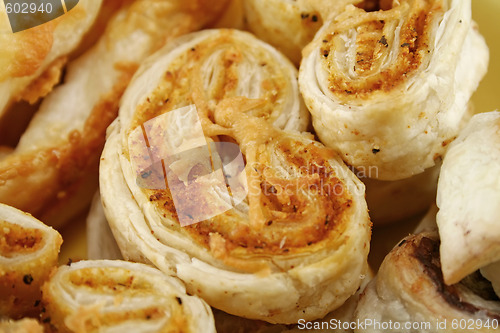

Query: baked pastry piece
[0,203,62,319]
[0,0,102,119]
[299,0,489,180]
[354,232,500,333]
[100,29,370,324]
[437,111,500,285]
[0,0,229,228]
[41,260,215,332]
[244,0,362,65]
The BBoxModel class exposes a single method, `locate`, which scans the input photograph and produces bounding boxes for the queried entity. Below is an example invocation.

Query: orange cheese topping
[0,221,44,258]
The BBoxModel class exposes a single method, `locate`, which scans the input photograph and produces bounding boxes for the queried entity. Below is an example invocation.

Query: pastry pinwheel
[299,0,488,180]
[0,203,61,319]
[100,29,370,323]
[41,260,215,332]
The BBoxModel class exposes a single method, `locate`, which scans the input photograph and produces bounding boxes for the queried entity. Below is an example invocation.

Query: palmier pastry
[0,0,102,119]
[436,111,500,285]
[100,29,370,323]
[354,232,500,333]
[299,0,488,180]
[243,0,361,65]
[41,260,215,332]
[0,203,62,319]
[0,0,229,228]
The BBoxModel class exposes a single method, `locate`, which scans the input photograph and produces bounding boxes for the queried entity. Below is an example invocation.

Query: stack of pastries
[0,0,498,331]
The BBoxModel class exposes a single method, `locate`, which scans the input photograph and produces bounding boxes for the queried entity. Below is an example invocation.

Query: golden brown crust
[19,57,68,105]
[0,0,230,228]
[0,23,56,81]
[0,64,136,227]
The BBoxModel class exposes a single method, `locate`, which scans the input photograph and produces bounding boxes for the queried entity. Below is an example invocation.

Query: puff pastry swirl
[100,29,370,324]
[0,203,62,319]
[41,260,215,333]
[299,0,488,180]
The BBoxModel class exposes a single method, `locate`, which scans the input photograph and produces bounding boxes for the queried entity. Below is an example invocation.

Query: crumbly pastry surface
[0,203,62,319]
[437,111,500,285]
[100,28,370,324]
[0,0,102,118]
[41,260,215,333]
[299,0,489,180]
[354,232,500,333]
[0,0,229,228]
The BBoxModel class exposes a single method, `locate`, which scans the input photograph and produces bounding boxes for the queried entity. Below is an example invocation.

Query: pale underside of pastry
[41,260,215,333]
[299,0,489,180]
[86,192,122,260]
[437,111,500,285]
[481,262,500,299]
[0,203,62,319]
[244,0,362,65]
[100,29,370,324]
[214,268,373,333]
[0,0,102,120]
[363,163,439,225]
[0,0,230,228]
[413,203,438,234]
[211,0,245,30]
[354,232,500,333]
